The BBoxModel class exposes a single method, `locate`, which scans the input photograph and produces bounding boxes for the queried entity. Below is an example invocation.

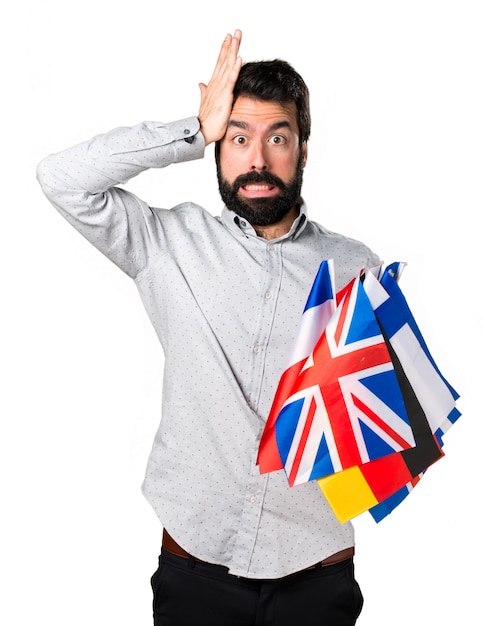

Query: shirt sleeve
[36,117,204,278]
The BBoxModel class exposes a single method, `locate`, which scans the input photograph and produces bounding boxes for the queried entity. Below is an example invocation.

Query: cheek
[219,154,247,184]
[277,153,301,179]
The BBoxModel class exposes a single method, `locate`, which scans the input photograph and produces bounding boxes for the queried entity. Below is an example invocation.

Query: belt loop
[187,555,196,569]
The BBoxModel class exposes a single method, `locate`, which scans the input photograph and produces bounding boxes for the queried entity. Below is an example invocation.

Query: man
[38,30,379,626]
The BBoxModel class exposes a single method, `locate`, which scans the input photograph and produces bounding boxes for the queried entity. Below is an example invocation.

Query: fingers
[198,30,243,146]
[219,30,243,65]
[210,30,243,84]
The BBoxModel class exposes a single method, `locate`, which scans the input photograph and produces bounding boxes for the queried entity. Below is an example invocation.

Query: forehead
[229,96,299,133]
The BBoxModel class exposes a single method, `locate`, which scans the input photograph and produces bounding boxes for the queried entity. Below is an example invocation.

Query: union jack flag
[272,273,416,487]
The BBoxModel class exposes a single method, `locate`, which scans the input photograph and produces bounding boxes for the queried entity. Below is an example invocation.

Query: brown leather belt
[162,529,354,569]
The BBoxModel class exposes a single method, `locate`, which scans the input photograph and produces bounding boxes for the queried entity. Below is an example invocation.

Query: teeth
[244,184,272,191]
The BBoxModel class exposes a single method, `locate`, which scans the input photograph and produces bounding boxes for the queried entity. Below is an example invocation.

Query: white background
[2,1,482,624]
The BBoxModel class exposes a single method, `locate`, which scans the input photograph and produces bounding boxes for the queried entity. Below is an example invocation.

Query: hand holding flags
[257,261,460,523]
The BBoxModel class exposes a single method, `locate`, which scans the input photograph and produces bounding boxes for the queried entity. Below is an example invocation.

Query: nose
[249,141,268,171]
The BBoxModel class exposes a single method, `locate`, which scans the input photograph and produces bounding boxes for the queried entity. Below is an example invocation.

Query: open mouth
[240,183,278,197]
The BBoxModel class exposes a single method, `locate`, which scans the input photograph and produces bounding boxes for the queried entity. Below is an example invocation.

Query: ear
[301,142,308,167]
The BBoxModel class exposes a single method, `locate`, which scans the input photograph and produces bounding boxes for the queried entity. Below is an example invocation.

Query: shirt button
[264,291,272,300]
[253,345,261,353]
[183,128,191,134]
[240,220,247,227]
[250,496,257,503]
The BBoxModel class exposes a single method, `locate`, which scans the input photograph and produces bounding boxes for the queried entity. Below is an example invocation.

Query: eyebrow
[227,120,292,132]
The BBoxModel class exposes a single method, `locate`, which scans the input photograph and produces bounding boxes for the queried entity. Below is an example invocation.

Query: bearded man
[37,29,379,626]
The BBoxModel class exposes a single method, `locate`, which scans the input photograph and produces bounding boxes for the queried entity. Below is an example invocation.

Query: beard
[217,156,304,227]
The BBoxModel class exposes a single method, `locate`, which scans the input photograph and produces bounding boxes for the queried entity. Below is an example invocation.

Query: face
[217,96,307,227]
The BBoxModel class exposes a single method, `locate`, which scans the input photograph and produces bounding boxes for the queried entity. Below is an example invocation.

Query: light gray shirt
[37,116,380,578]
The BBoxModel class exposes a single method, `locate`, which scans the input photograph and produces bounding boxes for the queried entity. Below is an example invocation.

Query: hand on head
[198,30,243,146]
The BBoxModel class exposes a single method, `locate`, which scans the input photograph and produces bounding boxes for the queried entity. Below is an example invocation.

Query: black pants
[151,550,364,626]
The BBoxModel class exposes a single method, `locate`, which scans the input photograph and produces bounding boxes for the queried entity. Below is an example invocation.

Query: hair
[232,59,311,144]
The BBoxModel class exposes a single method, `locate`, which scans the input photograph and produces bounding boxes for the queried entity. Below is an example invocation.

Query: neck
[253,205,300,240]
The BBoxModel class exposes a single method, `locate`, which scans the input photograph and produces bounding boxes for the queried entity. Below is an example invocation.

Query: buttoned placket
[229,239,284,577]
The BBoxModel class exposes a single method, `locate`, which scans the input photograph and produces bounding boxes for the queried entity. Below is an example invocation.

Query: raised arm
[36,30,243,278]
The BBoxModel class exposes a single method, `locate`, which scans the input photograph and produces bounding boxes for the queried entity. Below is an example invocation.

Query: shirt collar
[220,202,309,242]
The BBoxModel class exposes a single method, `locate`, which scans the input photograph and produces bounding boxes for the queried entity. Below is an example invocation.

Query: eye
[233,134,248,145]
[269,135,286,145]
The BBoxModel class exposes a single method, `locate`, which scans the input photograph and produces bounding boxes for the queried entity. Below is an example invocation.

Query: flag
[258,260,460,523]
[317,327,444,523]
[368,474,423,523]
[257,260,336,473]
[261,270,416,487]
[318,267,458,522]
[376,263,460,440]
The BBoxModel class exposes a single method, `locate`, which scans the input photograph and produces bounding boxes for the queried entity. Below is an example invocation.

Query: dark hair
[233,59,311,144]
